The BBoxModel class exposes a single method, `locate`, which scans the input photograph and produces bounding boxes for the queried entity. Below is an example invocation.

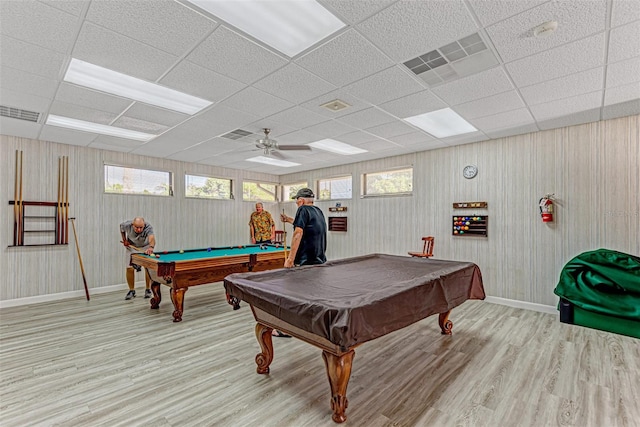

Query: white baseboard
[0,282,142,309]
[484,296,557,315]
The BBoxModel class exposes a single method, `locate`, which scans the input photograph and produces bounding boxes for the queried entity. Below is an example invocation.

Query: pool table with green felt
[131,244,286,322]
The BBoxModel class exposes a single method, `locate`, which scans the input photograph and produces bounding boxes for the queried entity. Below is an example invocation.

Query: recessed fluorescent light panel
[46,115,155,141]
[185,0,345,57]
[309,139,367,155]
[404,108,477,138]
[64,59,213,115]
[246,156,300,167]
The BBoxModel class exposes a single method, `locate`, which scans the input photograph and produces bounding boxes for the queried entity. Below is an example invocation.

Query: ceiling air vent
[221,128,253,140]
[321,99,350,112]
[0,105,41,123]
[403,33,498,87]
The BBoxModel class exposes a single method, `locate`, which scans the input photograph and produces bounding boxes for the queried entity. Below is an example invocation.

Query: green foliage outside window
[243,181,277,201]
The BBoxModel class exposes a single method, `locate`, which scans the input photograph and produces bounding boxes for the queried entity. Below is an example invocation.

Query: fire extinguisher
[539,194,554,222]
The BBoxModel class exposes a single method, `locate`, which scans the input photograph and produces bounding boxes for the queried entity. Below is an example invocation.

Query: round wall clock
[463,165,478,179]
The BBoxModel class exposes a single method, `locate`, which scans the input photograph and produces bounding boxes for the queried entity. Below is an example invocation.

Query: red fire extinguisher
[539,194,554,222]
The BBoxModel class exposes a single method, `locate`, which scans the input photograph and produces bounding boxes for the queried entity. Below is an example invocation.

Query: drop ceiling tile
[73,22,178,81]
[486,0,607,63]
[387,131,435,146]
[378,90,447,118]
[467,0,548,27]
[0,1,79,53]
[0,67,58,100]
[606,57,640,88]
[39,124,98,146]
[129,133,192,157]
[265,107,329,130]
[321,0,397,24]
[123,104,188,128]
[40,0,86,16]
[469,108,535,132]
[0,87,52,113]
[253,64,336,104]
[336,107,395,129]
[608,21,640,63]
[0,117,41,140]
[187,26,288,85]
[167,139,235,162]
[89,135,146,150]
[195,104,259,137]
[0,36,66,79]
[440,131,488,146]
[530,91,602,122]
[344,66,426,105]
[536,108,601,130]
[356,0,477,62]
[605,82,640,106]
[431,67,514,105]
[365,121,415,139]
[276,129,325,145]
[111,116,169,135]
[55,83,133,114]
[485,123,540,139]
[506,33,606,87]
[296,29,395,87]
[85,0,215,56]
[611,0,640,28]
[453,90,525,120]
[519,67,604,106]
[299,90,371,119]
[353,138,399,152]
[602,98,640,120]
[333,130,380,145]
[159,60,246,103]
[304,120,357,138]
[220,87,293,118]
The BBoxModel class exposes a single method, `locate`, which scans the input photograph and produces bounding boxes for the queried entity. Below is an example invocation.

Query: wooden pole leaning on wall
[18,150,24,245]
[57,157,62,245]
[13,151,19,246]
[282,209,288,261]
[69,218,90,301]
[64,156,69,244]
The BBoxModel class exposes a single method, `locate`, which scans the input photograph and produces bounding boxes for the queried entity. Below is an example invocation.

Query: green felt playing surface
[144,244,286,262]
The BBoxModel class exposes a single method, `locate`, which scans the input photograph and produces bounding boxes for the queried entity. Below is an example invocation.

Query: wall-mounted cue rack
[9,151,70,247]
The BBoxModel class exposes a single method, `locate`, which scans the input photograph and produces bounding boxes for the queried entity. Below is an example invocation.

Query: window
[363,167,413,196]
[318,176,352,200]
[282,182,308,202]
[104,165,172,196]
[185,174,233,199]
[243,181,277,201]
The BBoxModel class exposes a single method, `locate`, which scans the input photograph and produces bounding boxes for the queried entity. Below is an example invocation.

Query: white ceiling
[1,0,639,175]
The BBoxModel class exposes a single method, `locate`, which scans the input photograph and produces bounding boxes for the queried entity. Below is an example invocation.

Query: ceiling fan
[255,128,311,159]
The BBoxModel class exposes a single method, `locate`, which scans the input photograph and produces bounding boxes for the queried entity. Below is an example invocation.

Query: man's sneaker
[125,290,136,300]
[144,289,152,299]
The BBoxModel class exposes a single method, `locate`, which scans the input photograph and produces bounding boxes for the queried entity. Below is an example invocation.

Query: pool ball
[163,251,168,254]
[150,253,155,257]
[155,254,160,258]
[179,249,184,254]
[207,248,212,252]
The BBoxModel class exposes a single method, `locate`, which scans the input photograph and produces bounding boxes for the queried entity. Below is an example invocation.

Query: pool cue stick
[57,157,62,244]
[120,241,144,252]
[69,218,90,301]
[64,156,69,244]
[18,150,23,245]
[281,209,288,260]
[13,151,19,246]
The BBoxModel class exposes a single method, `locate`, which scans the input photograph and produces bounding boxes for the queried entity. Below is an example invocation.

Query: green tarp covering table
[554,249,640,339]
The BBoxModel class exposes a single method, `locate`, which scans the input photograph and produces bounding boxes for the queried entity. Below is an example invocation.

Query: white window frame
[361,166,413,198]
[185,173,234,200]
[317,175,352,201]
[104,164,173,196]
[242,180,278,202]
[281,182,308,202]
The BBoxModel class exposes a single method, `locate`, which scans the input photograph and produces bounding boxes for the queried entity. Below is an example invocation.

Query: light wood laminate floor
[1,284,639,427]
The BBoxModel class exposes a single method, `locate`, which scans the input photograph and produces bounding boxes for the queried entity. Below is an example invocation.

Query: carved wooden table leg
[149,282,161,309]
[255,323,274,374]
[439,310,453,335]
[322,349,355,423]
[169,287,187,322]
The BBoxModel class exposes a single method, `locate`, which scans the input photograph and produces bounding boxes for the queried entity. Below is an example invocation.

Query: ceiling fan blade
[278,144,311,151]
[270,150,286,160]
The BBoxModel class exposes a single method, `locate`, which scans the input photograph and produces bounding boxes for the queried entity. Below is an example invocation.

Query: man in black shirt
[280,188,327,268]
